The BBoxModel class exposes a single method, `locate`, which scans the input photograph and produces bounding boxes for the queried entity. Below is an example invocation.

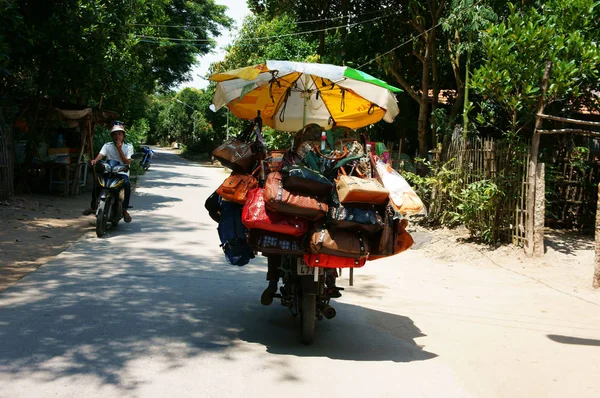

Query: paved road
[1,149,599,398]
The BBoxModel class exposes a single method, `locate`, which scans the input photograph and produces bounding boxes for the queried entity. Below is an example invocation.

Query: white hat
[111,124,125,134]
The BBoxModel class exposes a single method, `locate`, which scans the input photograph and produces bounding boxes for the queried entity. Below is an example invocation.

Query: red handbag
[303,253,366,269]
[242,188,308,237]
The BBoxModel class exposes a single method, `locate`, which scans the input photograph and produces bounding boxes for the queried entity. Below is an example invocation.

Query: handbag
[303,253,366,268]
[368,227,414,261]
[204,191,222,223]
[335,168,389,205]
[212,118,265,172]
[263,172,328,220]
[376,160,425,215]
[249,230,306,255]
[280,154,333,198]
[216,167,259,205]
[369,205,404,257]
[327,204,383,234]
[309,226,369,259]
[242,188,309,237]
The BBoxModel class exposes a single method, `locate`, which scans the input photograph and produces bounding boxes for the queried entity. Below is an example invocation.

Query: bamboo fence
[438,136,530,245]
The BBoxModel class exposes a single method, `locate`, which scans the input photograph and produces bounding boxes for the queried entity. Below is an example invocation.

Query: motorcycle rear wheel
[95,200,108,237]
[301,294,316,344]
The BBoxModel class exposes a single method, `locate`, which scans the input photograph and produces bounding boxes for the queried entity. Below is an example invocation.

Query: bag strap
[313,144,348,160]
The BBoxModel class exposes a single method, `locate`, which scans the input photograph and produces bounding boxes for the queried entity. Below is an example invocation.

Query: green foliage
[1,0,231,120]
[128,157,145,178]
[403,158,464,227]
[471,0,600,138]
[213,12,317,73]
[450,180,503,243]
[262,127,292,150]
[127,118,150,151]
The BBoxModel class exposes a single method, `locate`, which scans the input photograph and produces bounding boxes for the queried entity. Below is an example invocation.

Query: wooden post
[71,117,88,195]
[594,183,600,289]
[526,61,552,257]
[533,163,545,257]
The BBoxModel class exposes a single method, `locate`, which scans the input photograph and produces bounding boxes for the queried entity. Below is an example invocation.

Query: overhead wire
[129,9,403,44]
[126,7,395,28]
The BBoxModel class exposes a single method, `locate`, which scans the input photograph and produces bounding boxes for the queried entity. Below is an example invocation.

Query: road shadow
[238,302,437,362]
[547,334,600,346]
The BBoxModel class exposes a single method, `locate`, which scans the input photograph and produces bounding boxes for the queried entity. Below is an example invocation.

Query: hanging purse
[369,205,404,257]
[368,225,414,260]
[309,226,369,259]
[249,230,306,255]
[212,117,265,172]
[335,168,389,205]
[242,188,309,236]
[303,253,366,268]
[216,167,259,205]
[327,205,384,234]
[263,172,328,220]
[280,152,333,198]
[204,191,222,223]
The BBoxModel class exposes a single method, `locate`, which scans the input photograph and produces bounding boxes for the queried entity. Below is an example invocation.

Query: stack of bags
[206,122,416,267]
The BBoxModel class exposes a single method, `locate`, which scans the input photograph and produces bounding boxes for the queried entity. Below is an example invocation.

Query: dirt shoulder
[0,193,94,292]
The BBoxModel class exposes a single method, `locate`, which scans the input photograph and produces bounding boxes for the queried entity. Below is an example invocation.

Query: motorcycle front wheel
[95,200,108,237]
[301,294,316,344]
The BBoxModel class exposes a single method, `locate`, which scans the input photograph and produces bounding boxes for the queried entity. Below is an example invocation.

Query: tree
[1,0,232,122]
[441,0,498,135]
[470,0,600,139]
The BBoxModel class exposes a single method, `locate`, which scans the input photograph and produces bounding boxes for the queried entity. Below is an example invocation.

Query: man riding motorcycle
[83,122,134,223]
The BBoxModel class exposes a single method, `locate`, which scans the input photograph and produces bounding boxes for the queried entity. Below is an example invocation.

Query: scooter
[141,146,154,170]
[95,159,128,237]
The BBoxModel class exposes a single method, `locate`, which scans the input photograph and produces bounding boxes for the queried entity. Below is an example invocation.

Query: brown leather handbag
[309,226,370,259]
[336,174,390,205]
[212,118,265,172]
[216,168,259,205]
[263,172,328,220]
[369,205,408,257]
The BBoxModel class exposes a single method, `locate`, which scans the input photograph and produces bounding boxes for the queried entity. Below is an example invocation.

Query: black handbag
[280,152,333,198]
[204,191,222,223]
[327,204,384,234]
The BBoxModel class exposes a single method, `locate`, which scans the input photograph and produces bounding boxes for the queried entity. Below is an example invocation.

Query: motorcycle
[271,255,341,344]
[140,146,154,170]
[95,159,128,237]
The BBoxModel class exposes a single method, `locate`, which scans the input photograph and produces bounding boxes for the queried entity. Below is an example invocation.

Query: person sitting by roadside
[82,122,133,223]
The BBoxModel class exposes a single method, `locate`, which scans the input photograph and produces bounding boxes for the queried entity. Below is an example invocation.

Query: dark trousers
[90,173,131,211]
[267,255,282,282]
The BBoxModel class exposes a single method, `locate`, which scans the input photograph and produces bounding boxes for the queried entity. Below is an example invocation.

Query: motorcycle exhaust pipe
[318,303,336,320]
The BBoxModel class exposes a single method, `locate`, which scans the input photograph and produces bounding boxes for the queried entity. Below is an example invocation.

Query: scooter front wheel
[95,200,108,237]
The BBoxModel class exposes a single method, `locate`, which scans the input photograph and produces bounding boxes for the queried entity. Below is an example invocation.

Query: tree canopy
[0,0,232,120]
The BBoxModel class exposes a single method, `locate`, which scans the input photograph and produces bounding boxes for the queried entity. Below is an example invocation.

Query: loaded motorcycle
[95,159,128,237]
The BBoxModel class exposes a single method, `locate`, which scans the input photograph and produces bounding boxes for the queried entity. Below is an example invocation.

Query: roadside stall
[12,101,118,197]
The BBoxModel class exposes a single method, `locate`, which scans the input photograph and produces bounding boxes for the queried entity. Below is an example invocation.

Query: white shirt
[100,142,134,176]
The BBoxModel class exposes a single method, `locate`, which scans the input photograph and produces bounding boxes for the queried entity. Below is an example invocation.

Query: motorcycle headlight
[103,162,112,172]
[113,164,128,173]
